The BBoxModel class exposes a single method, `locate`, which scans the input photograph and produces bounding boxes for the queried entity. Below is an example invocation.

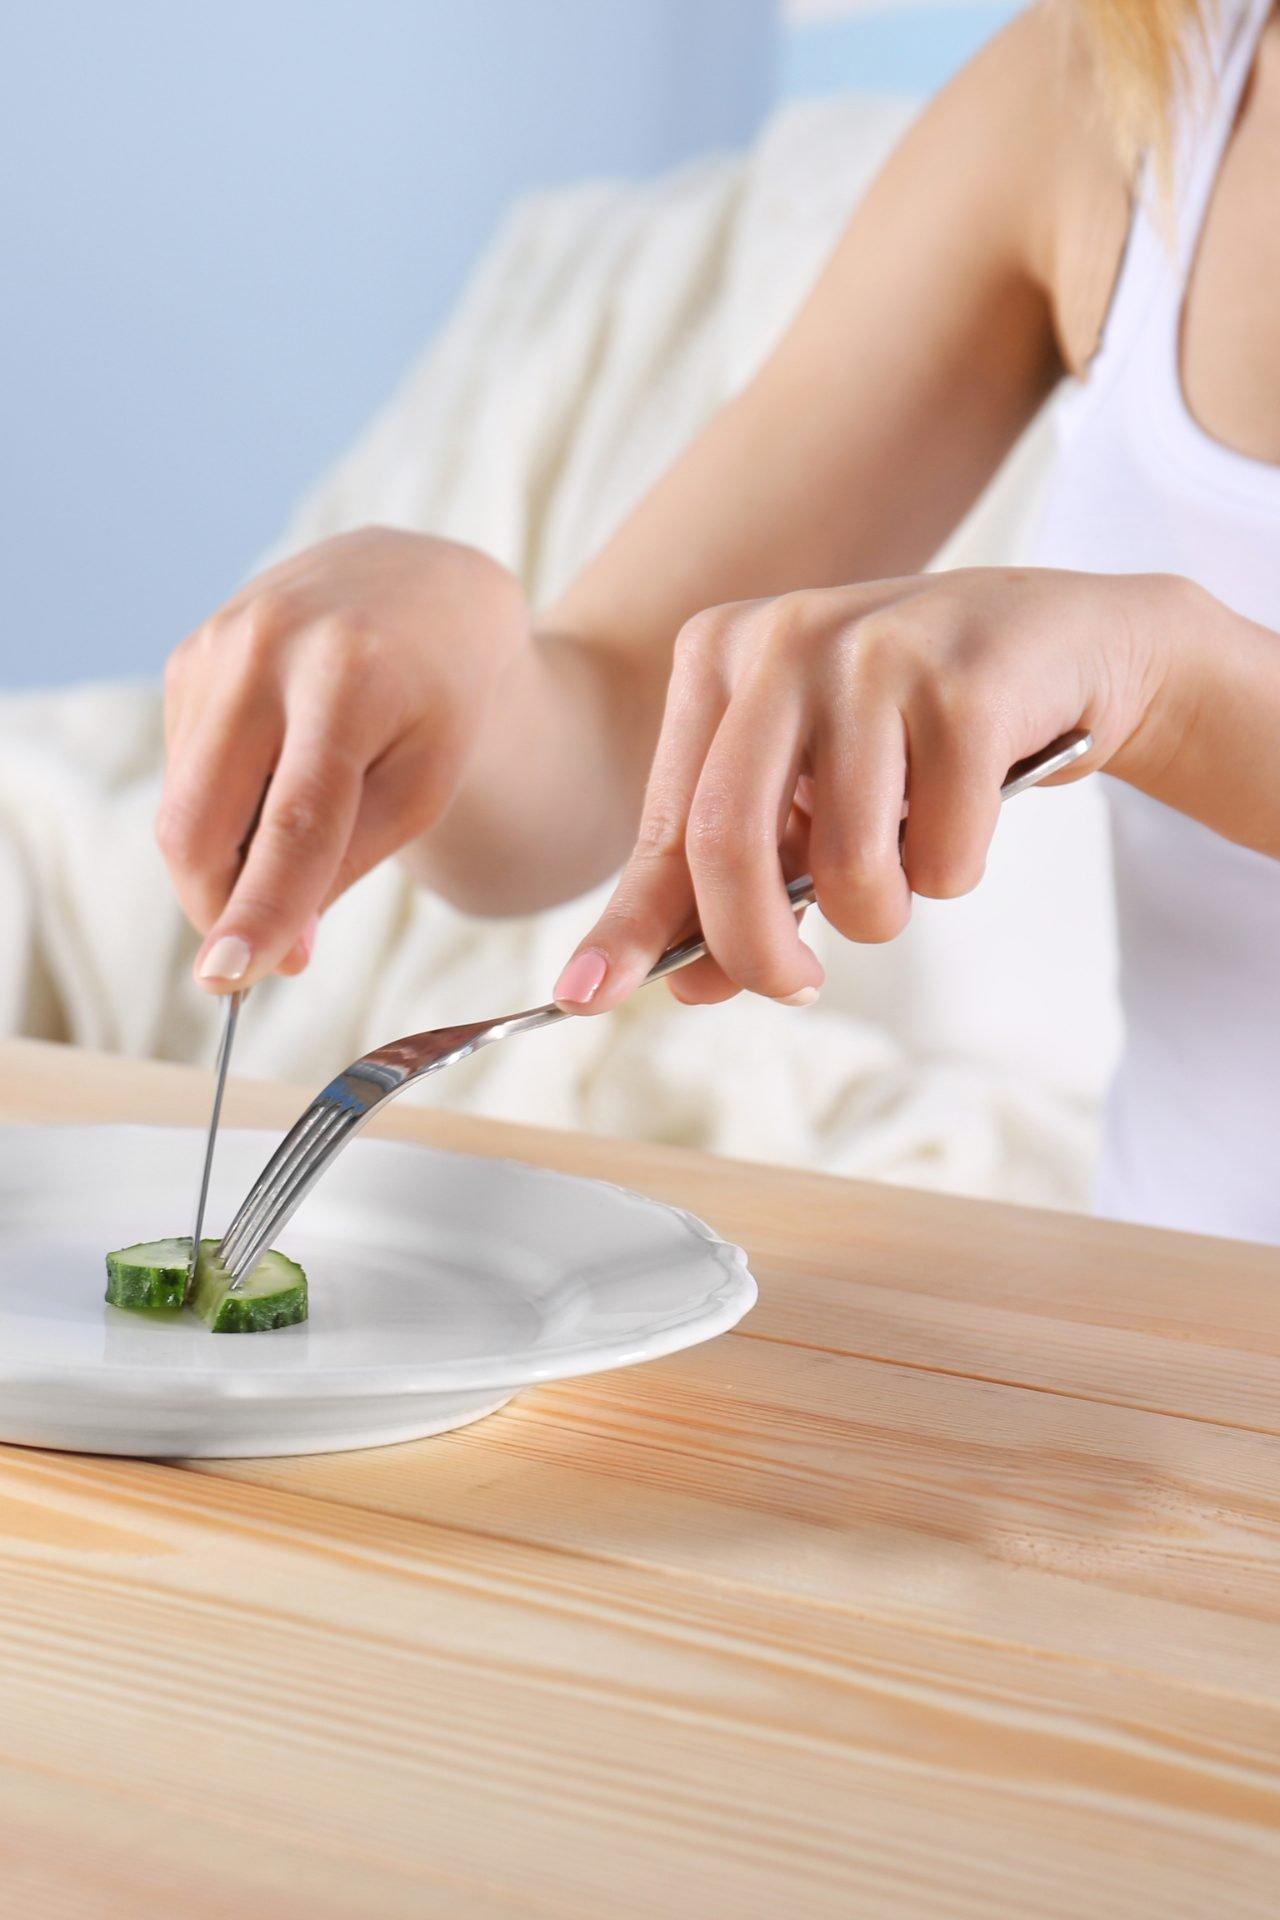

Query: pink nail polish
[554,949,608,1007]
[197,934,251,984]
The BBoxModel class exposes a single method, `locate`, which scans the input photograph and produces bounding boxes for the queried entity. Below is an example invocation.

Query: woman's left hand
[552,566,1180,1011]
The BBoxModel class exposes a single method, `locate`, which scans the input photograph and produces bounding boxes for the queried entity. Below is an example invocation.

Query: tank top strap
[1063,0,1272,410]
[1172,0,1274,270]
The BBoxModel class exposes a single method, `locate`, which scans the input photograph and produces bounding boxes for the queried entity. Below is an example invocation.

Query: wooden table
[1,1036,1278,1918]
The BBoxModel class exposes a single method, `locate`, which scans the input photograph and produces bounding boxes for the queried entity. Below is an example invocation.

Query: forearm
[406,281,1050,920]
[407,11,1078,918]
[1120,579,1280,856]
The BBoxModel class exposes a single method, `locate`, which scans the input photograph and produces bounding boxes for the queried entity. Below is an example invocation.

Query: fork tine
[218,1103,324,1264]
[217,1100,338,1269]
[223,1121,350,1284]
[222,1104,360,1283]
[219,1108,346,1274]
[210,1013,567,1289]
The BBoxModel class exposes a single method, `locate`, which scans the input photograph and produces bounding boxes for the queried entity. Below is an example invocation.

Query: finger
[220,722,460,988]
[665,960,740,1005]
[156,689,281,935]
[275,914,320,978]
[193,735,364,990]
[682,674,823,1003]
[667,915,813,1007]
[900,706,1006,901]
[807,705,912,943]
[553,634,728,1014]
[666,798,811,1006]
[316,729,443,911]
[663,902,739,1007]
[262,731,456,983]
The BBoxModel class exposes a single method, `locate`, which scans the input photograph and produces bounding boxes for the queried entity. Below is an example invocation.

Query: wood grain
[1,1036,1278,1919]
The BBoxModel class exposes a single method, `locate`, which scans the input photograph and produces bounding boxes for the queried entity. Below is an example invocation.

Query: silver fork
[216,728,1091,1283]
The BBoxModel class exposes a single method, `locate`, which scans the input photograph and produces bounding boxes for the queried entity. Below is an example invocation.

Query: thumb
[553,848,696,1015]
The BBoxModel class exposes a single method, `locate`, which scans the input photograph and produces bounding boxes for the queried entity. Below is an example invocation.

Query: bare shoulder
[1012,0,1134,373]
[914,0,1132,375]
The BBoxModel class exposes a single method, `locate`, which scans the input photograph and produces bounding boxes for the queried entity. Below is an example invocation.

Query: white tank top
[1031,0,1280,1243]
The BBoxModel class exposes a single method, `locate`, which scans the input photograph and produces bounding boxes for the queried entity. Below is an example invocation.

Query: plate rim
[0,1122,758,1400]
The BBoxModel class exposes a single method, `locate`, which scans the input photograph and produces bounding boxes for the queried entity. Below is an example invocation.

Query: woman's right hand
[158,526,526,991]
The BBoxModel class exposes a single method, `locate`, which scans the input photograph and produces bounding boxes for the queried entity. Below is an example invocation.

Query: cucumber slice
[190,1239,308,1333]
[105,1237,308,1332]
[105,1238,192,1312]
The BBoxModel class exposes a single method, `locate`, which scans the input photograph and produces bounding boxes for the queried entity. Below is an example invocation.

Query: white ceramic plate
[0,1124,755,1459]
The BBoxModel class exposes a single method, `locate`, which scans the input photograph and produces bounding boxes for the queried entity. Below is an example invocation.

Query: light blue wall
[0,1,776,689]
[781,4,1019,99]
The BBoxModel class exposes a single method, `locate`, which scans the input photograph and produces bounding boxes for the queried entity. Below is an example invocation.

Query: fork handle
[639,729,1091,989]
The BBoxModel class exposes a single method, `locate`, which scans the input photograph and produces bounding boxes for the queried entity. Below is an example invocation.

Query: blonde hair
[1077,0,1210,171]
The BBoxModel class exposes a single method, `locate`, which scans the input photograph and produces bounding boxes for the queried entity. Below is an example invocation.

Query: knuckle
[266,791,329,851]
[234,592,292,664]
[633,802,687,863]
[154,790,205,867]
[315,612,380,684]
[849,605,940,684]
[812,857,910,944]
[166,620,225,691]
[761,591,819,658]
[673,606,727,669]
[849,609,904,670]
[685,798,758,875]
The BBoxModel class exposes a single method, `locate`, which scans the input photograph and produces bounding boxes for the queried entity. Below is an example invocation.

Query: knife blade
[186,989,243,1293]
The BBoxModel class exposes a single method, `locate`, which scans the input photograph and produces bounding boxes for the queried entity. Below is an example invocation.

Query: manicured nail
[778,986,820,1007]
[554,948,608,1007]
[197,934,251,984]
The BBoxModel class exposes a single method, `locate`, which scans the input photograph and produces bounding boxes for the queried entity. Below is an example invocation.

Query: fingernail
[197,933,251,984]
[554,948,608,1007]
[778,986,820,1007]
[299,913,320,963]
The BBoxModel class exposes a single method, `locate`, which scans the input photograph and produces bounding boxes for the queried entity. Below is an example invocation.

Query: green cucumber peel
[104,1238,192,1313]
[190,1240,308,1333]
[105,1237,308,1333]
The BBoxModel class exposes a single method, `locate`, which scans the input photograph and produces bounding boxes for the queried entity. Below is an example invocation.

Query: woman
[159,0,1280,1241]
